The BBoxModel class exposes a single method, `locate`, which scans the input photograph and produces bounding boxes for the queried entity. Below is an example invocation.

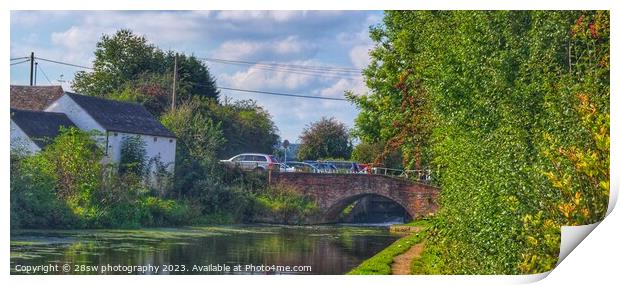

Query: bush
[139,197,194,227]
[119,136,147,176]
[255,184,318,224]
[11,153,77,229]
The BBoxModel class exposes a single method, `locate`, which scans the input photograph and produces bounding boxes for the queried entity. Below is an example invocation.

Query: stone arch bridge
[270,172,440,223]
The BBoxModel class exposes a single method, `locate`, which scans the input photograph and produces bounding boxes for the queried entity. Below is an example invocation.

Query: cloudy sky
[10,10,382,142]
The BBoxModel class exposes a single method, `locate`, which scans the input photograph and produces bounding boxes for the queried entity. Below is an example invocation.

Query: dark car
[305,161,337,173]
[283,161,320,173]
[325,161,361,173]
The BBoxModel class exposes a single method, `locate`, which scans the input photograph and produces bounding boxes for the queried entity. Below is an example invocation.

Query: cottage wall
[46,95,106,133]
[10,120,41,153]
[106,131,176,172]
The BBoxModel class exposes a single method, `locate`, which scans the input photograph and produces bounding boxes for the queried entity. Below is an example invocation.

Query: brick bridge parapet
[270,172,440,223]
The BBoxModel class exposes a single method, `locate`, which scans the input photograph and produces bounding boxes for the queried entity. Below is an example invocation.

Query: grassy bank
[348,220,430,275]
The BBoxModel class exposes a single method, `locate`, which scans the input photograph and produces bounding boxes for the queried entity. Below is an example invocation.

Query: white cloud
[349,45,372,69]
[320,78,361,97]
[212,36,315,60]
[51,26,104,51]
[219,64,316,90]
[338,14,381,69]
[216,11,301,22]
[79,11,204,45]
[10,11,72,27]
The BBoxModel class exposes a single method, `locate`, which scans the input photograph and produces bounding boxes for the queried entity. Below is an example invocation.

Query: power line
[35,57,94,70]
[218,86,349,101]
[206,59,362,79]
[200,57,362,73]
[11,56,29,61]
[36,61,53,85]
[17,55,353,101]
[10,59,30,66]
[189,81,350,102]
[32,56,362,80]
[202,57,361,71]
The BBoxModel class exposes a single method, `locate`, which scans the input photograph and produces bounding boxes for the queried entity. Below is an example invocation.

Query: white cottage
[45,92,177,172]
[10,108,76,153]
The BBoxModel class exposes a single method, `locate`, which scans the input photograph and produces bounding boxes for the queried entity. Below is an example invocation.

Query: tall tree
[353,11,609,274]
[72,29,219,115]
[297,117,352,160]
[208,99,280,159]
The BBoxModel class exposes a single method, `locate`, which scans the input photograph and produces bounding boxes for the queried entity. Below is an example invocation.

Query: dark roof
[10,85,65,111]
[65,92,176,138]
[11,108,77,148]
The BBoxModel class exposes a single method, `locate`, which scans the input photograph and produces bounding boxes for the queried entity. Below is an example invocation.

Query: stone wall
[270,172,440,223]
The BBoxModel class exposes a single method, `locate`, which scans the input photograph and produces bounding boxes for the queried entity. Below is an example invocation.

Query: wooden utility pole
[34,62,38,86]
[29,52,34,86]
[172,53,178,110]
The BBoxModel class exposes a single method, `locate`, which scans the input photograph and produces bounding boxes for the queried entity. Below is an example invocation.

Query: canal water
[10,225,401,275]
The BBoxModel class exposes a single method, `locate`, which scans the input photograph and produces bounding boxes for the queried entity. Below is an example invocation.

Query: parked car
[325,161,361,173]
[220,153,278,172]
[278,163,297,173]
[282,161,320,173]
[305,161,338,173]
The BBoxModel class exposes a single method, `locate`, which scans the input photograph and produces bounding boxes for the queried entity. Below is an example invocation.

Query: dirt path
[391,241,425,275]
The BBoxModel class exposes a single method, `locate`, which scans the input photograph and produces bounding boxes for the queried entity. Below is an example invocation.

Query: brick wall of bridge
[270,172,440,223]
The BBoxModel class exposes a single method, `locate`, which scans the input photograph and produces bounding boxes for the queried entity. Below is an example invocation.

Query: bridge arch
[322,193,413,223]
[270,172,440,224]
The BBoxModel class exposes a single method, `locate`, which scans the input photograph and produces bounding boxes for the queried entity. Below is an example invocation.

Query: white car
[220,153,279,172]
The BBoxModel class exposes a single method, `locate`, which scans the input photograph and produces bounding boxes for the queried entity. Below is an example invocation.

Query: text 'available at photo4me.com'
[14,263,313,274]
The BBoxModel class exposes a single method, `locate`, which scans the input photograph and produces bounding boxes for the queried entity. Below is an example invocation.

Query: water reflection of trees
[13,227,398,275]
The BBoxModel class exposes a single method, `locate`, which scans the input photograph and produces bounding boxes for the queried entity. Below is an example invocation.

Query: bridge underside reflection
[323,194,413,224]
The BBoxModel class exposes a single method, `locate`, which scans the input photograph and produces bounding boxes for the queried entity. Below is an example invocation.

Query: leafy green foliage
[211,99,280,159]
[161,99,226,163]
[160,98,275,223]
[354,11,609,274]
[72,29,218,116]
[11,127,198,229]
[10,152,77,229]
[410,241,444,275]
[119,136,147,176]
[351,141,402,168]
[139,197,196,227]
[38,127,104,212]
[11,128,103,228]
[297,117,352,160]
[255,184,318,224]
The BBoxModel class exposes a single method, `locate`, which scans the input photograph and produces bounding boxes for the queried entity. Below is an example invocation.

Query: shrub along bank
[254,184,319,224]
[10,127,312,229]
[348,227,428,275]
[350,11,609,274]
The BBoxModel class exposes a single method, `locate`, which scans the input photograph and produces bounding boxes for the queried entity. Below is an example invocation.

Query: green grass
[347,231,427,275]
[402,219,433,228]
[410,242,444,274]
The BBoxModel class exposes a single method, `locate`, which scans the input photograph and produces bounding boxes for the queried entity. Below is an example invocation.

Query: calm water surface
[11,225,401,275]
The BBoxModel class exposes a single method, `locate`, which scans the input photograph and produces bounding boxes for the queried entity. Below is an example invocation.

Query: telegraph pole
[29,52,34,86]
[172,53,178,110]
[34,62,38,86]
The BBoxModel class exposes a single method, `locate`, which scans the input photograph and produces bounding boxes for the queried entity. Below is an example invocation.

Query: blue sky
[10,10,383,142]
